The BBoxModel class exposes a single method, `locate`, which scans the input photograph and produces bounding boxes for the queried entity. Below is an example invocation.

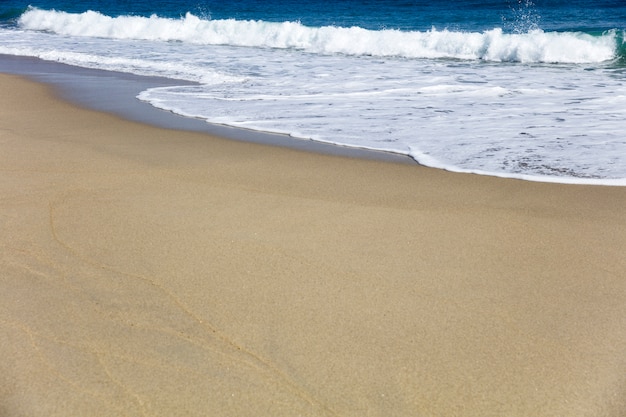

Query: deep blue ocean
[2,0,626,33]
[1,0,625,184]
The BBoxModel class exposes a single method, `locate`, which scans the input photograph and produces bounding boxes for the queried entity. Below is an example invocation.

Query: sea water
[1,0,625,185]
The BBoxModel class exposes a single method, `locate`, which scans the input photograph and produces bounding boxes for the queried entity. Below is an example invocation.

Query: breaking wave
[18,7,622,64]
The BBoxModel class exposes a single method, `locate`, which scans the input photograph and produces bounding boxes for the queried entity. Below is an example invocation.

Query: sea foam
[5,7,626,185]
[18,8,619,63]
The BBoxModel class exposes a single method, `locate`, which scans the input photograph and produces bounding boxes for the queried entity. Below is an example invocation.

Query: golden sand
[1,73,625,416]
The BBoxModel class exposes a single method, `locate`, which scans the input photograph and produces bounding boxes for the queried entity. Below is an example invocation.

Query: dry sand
[1,73,626,417]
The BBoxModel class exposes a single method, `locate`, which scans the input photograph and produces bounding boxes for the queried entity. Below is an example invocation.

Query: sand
[1,73,625,417]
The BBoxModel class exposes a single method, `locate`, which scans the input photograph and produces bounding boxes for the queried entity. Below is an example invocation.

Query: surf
[18,7,622,64]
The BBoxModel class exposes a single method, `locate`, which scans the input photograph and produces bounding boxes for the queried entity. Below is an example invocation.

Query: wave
[18,7,623,63]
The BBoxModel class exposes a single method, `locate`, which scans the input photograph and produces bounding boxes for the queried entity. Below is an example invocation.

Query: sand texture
[1,74,626,417]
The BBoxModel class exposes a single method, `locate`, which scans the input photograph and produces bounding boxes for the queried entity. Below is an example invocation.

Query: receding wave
[18,7,622,64]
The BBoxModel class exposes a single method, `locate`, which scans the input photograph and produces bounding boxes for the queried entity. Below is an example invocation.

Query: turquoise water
[1,1,625,184]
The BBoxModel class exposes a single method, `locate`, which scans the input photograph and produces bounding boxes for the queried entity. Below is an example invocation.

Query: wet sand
[1,73,625,417]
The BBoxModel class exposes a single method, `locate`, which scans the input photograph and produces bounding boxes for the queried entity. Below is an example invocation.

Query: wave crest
[18,7,620,63]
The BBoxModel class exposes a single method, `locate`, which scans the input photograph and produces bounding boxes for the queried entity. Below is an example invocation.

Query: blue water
[1,0,626,184]
[2,0,625,33]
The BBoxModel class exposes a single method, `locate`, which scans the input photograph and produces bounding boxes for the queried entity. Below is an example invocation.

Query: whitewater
[2,7,626,185]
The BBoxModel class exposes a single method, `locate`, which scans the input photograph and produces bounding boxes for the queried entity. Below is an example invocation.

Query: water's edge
[0,54,415,164]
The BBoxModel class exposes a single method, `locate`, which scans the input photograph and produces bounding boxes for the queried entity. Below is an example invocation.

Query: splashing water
[504,0,541,33]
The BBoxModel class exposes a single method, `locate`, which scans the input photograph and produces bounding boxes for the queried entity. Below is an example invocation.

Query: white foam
[409,148,626,186]
[136,56,626,185]
[18,8,619,63]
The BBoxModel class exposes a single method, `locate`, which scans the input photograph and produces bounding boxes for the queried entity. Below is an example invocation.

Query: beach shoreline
[1,70,626,417]
[0,54,415,165]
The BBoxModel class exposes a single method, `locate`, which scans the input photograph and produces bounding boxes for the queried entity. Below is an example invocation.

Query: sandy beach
[1,72,626,416]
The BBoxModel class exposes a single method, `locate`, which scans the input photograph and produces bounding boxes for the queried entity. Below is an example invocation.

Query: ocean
[1,0,625,185]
